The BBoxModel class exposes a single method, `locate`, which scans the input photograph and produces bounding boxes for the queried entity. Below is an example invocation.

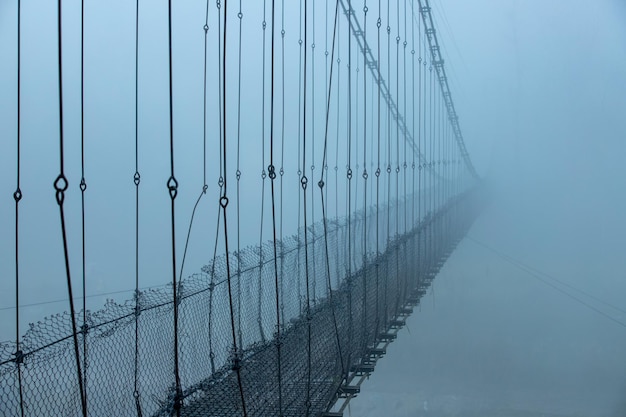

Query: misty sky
[1,0,626,415]
[347,0,626,416]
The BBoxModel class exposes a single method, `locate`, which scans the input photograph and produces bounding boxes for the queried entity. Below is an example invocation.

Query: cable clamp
[175,282,183,307]
[230,348,242,371]
[13,349,24,365]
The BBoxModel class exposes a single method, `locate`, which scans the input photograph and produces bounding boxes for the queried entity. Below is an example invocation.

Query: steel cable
[54,1,87,414]
[13,2,25,415]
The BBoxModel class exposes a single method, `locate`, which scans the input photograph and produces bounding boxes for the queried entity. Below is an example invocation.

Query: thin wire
[411,0,416,232]
[219,1,248,414]
[395,0,400,241]
[132,0,143,414]
[14,2,25,415]
[302,0,313,412]
[335,9,340,234]
[79,0,89,411]
[166,0,182,414]
[54,1,87,414]
[279,0,286,328]
[469,236,626,316]
[429,63,434,271]
[467,237,626,329]
[334,8,341,289]
[324,0,329,237]
[402,0,407,235]
[346,0,354,376]
[310,0,317,305]
[208,0,225,377]
[319,0,345,380]
[297,0,304,316]
[258,0,268,344]
[361,0,369,352]
[0,284,174,312]
[373,0,381,339]
[236,0,243,349]
[401,0,408,302]
[268,0,284,413]
[385,0,391,326]
[394,0,401,315]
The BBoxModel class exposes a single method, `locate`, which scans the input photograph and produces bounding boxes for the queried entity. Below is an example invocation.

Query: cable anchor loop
[54,174,68,205]
[167,176,178,200]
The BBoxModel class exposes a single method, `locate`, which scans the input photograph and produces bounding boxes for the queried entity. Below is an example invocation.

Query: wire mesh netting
[1,187,483,417]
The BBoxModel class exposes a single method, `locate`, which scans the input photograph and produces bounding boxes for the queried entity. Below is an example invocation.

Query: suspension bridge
[1,0,485,416]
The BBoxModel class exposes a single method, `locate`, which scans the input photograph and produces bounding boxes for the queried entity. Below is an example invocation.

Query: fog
[349,0,626,416]
[1,0,626,415]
